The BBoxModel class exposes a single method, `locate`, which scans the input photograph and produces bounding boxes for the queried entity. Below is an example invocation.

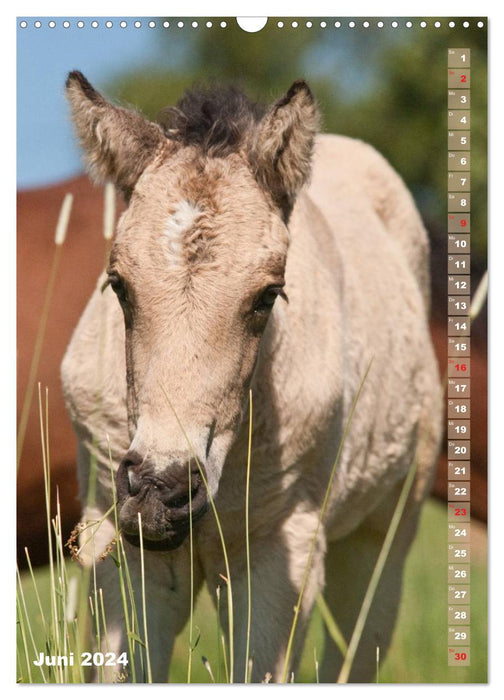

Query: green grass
[17,498,487,683]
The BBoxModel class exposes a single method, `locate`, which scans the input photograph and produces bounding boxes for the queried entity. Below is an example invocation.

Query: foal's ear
[252,80,320,221]
[66,71,165,199]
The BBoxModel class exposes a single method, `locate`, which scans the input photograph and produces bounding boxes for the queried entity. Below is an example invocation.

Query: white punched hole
[237,17,268,32]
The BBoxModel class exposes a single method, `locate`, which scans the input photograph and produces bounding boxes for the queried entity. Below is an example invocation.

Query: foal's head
[67,71,319,548]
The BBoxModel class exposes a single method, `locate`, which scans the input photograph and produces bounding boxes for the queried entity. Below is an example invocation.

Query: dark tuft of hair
[158,85,265,156]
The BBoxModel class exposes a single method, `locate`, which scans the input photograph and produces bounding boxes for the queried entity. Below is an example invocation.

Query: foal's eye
[253,285,288,315]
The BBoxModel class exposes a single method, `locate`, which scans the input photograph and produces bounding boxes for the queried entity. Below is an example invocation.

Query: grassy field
[16,497,487,684]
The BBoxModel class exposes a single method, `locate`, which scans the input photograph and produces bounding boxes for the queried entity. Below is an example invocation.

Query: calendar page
[16,15,487,684]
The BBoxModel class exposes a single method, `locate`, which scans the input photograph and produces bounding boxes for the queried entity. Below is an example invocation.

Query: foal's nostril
[117,450,145,498]
[169,484,201,510]
[127,469,141,496]
[122,450,144,470]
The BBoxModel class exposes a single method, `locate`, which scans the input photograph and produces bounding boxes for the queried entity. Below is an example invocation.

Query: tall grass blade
[38,386,61,670]
[98,587,113,680]
[16,592,33,683]
[118,539,140,683]
[138,514,153,683]
[103,182,116,243]
[17,194,73,468]
[337,455,418,683]
[65,577,79,624]
[202,656,216,682]
[16,645,24,683]
[24,548,48,632]
[16,566,42,682]
[216,585,223,683]
[244,389,253,682]
[90,532,105,682]
[220,632,230,683]
[107,451,138,683]
[315,592,347,657]
[470,270,488,322]
[55,491,70,675]
[187,457,195,683]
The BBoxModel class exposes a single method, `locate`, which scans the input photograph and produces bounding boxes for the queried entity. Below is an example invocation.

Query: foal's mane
[158,84,265,156]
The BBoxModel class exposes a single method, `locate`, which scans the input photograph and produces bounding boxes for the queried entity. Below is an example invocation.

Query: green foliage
[330,24,487,268]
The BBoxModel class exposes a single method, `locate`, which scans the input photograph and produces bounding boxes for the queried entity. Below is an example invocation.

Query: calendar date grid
[447,47,471,667]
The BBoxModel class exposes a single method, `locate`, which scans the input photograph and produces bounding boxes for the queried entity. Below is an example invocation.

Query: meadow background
[17,16,488,684]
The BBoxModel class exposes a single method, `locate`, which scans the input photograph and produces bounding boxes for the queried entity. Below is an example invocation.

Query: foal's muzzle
[115,451,208,550]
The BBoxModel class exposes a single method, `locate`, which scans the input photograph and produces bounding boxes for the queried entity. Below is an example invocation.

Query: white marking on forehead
[163,200,201,264]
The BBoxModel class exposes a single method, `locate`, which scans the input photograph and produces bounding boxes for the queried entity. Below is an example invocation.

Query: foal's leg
[203,508,326,683]
[79,508,202,683]
[319,480,425,683]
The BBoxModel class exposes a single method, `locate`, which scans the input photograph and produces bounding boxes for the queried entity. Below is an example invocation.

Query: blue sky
[17,19,188,188]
